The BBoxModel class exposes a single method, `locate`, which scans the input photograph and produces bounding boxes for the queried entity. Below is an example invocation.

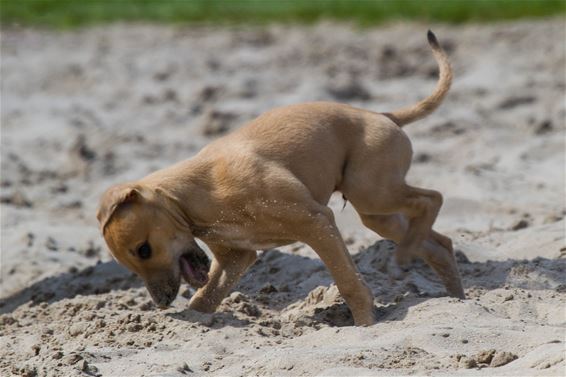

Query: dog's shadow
[226,240,566,327]
[2,240,565,329]
[226,242,430,327]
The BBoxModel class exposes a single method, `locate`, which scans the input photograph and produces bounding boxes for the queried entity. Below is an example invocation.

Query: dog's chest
[198,223,285,251]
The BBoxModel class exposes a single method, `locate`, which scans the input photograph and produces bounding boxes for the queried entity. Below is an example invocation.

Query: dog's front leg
[297,206,376,326]
[189,247,257,313]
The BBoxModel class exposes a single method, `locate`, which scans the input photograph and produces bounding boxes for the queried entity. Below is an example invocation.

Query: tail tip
[427,29,439,48]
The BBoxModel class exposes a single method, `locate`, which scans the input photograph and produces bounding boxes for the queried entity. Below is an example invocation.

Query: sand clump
[1,19,565,376]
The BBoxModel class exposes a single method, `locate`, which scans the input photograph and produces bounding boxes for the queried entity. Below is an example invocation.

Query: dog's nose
[145,278,180,309]
[150,291,176,309]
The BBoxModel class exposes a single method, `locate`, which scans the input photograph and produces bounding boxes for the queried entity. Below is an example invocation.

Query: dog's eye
[137,242,152,260]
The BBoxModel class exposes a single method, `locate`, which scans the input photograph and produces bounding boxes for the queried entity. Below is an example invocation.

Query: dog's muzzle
[144,244,211,308]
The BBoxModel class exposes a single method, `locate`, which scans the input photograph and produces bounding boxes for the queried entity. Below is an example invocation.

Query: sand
[1,19,565,376]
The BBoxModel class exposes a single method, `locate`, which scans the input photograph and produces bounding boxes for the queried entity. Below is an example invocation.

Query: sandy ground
[1,19,565,377]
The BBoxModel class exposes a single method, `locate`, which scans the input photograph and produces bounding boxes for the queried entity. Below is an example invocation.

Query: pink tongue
[180,257,196,279]
[180,257,207,284]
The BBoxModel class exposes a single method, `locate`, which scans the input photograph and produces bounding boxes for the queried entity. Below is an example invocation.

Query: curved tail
[387,30,453,127]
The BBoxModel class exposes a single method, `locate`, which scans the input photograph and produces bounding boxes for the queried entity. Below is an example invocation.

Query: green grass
[1,0,565,29]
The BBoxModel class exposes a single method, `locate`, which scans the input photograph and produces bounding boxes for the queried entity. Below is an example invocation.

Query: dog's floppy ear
[96,183,141,233]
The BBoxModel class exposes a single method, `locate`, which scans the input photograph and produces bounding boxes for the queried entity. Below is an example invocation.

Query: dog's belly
[200,224,294,251]
[225,239,289,251]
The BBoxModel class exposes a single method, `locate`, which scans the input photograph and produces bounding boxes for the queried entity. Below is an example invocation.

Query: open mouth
[179,250,210,288]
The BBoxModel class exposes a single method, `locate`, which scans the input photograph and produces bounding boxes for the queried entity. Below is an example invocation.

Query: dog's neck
[141,158,220,233]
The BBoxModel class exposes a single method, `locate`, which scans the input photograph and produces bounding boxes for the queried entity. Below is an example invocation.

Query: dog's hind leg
[347,180,444,266]
[359,213,465,298]
[189,248,257,313]
[392,186,444,267]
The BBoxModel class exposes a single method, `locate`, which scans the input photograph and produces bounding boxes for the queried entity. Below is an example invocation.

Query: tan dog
[97,31,464,326]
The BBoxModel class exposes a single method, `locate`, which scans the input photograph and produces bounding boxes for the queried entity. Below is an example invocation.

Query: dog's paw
[188,296,217,313]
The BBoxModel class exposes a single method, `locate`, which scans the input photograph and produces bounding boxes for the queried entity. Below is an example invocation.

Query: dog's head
[96,183,210,308]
